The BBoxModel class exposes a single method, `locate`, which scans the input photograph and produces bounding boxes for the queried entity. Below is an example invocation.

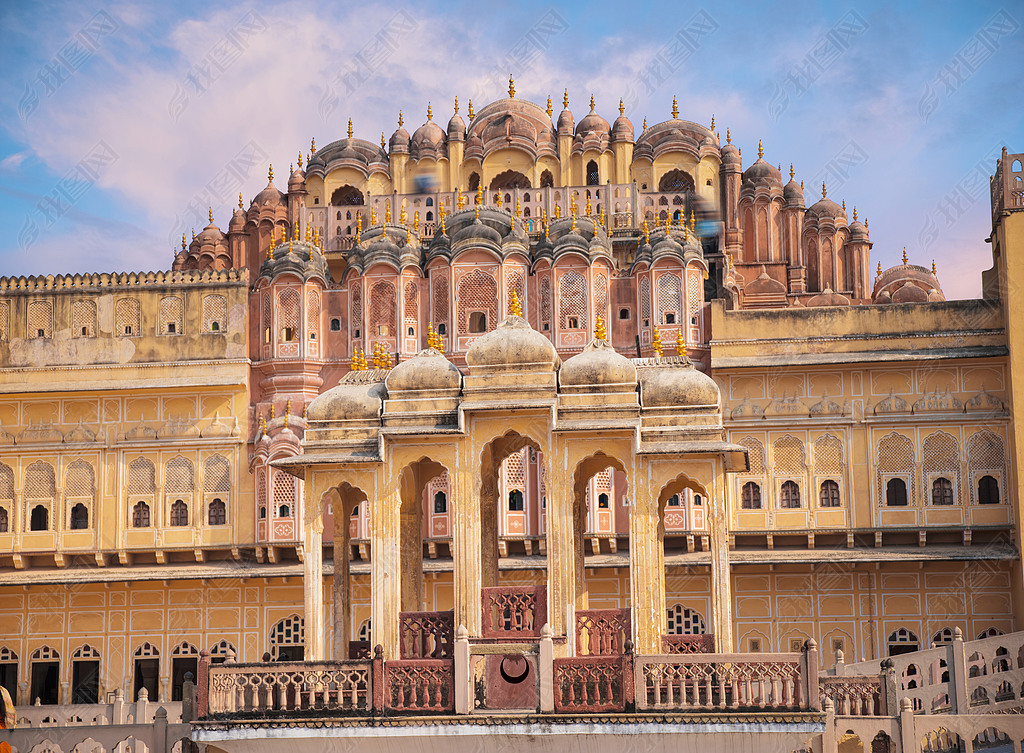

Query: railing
[0,708,190,753]
[384,659,454,712]
[553,655,632,713]
[820,675,887,716]
[662,634,716,654]
[206,660,372,714]
[576,608,630,656]
[399,610,454,659]
[14,694,183,727]
[481,585,547,638]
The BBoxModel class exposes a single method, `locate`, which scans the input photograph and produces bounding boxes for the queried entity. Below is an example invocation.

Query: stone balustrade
[0,707,190,753]
[206,660,372,715]
[13,694,183,727]
[480,585,546,639]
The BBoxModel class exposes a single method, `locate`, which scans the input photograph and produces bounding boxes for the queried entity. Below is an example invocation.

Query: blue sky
[0,0,1021,299]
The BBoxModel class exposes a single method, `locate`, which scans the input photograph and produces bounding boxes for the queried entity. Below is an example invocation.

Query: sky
[0,0,1021,299]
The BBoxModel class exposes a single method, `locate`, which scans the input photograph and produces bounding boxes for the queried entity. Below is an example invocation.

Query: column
[302,481,324,661]
[452,441,482,636]
[371,473,402,659]
[545,449,576,647]
[709,459,734,653]
[332,492,350,660]
[629,464,664,655]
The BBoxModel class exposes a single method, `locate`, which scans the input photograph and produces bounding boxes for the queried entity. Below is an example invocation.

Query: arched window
[330,318,341,331]
[133,501,150,528]
[71,644,100,704]
[819,480,840,508]
[932,628,955,645]
[330,185,364,206]
[468,172,480,191]
[586,160,599,186]
[741,481,761,509]
[978,475,1000,504]
[469,311,487,333]
[508,490,524,511]
[540,170,554,188]
[30,504,48,531]
[887,628,919,656]
[886,478,908,506]
[666,605,706,635]
[133,643,159,701]
[779,480,801,508]
[598,493,610,509]
[666,494,680,507]
[208,498,226,526]
[270,614,305,661]
[659,169,695,193]
[426,211,433,221]
[70,503,89,530]
[0,508,7,533]
[931,477,954,505]
[433,491,447,514]
[426,197,434,207]
[279,504,291,518]
[30,646,60,705]
[170,500,189,526]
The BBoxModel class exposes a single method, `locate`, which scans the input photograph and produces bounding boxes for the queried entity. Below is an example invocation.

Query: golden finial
[238,193,244,210]
[310,137,316,154]
[427,322,435,349]
[285,399,291,420]
[440,206,447,235]
[294,223,300,240]
[683,222,689,242]
[208,207,213,224]
[822,182,827,199]
[371,205,377,225]
[356,212,362,243]
[864,217,868,230]
[599,206,606,227]
[297,151,303,168]
[586,194,592,216]
[427,102,432,121]
[457,188,465,210]
[347,118,353,139]
[676,327,685,356]
[642,219,650,244]
[543,215,550,239]
[652,327,663,358]
[381,132,386,150]
[619,98,624,116]
[554,202,561,219]
[671,96,678,119]
[800,180,804,190]
[757,140,763,159]
[515,197,522,217]
[789,164,794,180]
[414,211,420,231]
[476,183,483,206]
[710,114,715,130]
[508,74,515,98]
[398,110,404,127]
[546,95,552,117]
[385,202,392,224]
[571,209,577,233]
[690,210,696,232]
[270,404,276,420]
[509,289,523,317]
[279,225,285,244]
[841,199,846,211]
[902,247,908,265]
[400,199,407,225]
[351,347,360,370]
[570,193,577,216]
[496,191,503,207]
[877,261,882,276]
[313,226,319,247]
[358,347,367,371]
[778,164,781,173]
[468,99,474,119]
[563,89,569,109]
[192,228,196,241]
[288,237,293,254]
[454,96,459,114]
[268,164,274,183]
[589,94,595,111]
[726,128,731,144]
[406,226,412,245]
[642,116,647,131]
[181,233,186,251]
[853,206,858,221]
[289,163,293,174]
[305,224,311,242]
[595,315,607,341]
[474,202,480,220]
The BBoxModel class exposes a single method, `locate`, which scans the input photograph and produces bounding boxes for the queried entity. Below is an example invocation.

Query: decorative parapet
[0,268,246,292]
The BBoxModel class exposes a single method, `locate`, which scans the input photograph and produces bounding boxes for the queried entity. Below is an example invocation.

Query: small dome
[447,112,466,141]
[784,178,804,206]
[411,120,446,160]
[806,287,851,307]
[574,104,610,140]
[389,125,410,152]
[386,349,462,393]
[560,340,637,388]
[640,364,720,408]
[466,314,558,370]
[721,142,740,166]
[253,180,285,208]
[848,219,868,240]
[612,113,634,142]
[452,217,502,247]
[306,380,386,423]
[891,280,929,303]
[807,197,845,219]
[557,107,574,135]
[927,288,944,302]
[745,266,787,295]
[288,166,305,192]
[197,219,225,244]
[742,158,782,187]
[229,204,246,232]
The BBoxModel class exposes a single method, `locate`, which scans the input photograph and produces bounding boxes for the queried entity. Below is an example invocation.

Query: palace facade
[2,82,1024,752]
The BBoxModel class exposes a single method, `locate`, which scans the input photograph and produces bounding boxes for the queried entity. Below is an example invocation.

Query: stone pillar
[452,444,482,636]
[371,474,402,659]
[302,481,324,661]
[630,465,664,655]
[545,452,576,648]
[332,493,351,660]
[709,460,734,653]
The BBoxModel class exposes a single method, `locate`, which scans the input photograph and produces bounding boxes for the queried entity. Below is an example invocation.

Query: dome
[447,112,466,141]
[745,266,787,296]
[806,287,850,307]
[229,204,246,232]
[253,178,285,208]
[807,196,845,219]
[389,125,410,152]
[411,119,446,160]
[612,112,634,142]
[288,166,305,193]
[640,364,720,408]
[451,216,502,247]
[386,348,462,393]
[742,158,783,187]
[574,99,610,140]
[197,219,226,245]
[783,171,804,205]
[465,314,558,370]
[557,106,574,135]
[259,239,330,282]
[848,219,868,240]
[306,380,387,423]
[721,141,740,166]
[560,340,636,388]
[891,280,929,303]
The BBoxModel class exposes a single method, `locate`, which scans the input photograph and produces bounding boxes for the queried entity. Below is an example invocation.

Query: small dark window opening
[279,504,290,518]
[134,658,159,701]
[978,475,1000,504]
[30,504,48,531]
[665,312,676,324]
[281,327,295,341]
[259,506,267,519]
[667,494,680,507]
[170,500,189,526]
[81,326,88,336]
[508,490,524,511]
[780,480,801,509]
[437,323,446,335]
[469,311,487,333]
[0,508,7,532]
[171,656,198,701]
[408,326,415,336]
[208,498,226,525]
[586,160,600,186]
[167,322,176,334]
[354,328,360,338]
[31,661,59,704]
[211,321,220,331]
[0,662,16,700]
[567,316,579,329]
[351,505,359,517]
[330,318,341,331]
[133,501,150,528]
[72,660,100,704]
[434,491,447,514]
[70,503,89,530]
[598,493,610,509]
[819,480,841,508]
[694,494,702,505]
[741,481,762,509]
[932,477,954,506]
[619,308,630,320]
[886,478,908,507]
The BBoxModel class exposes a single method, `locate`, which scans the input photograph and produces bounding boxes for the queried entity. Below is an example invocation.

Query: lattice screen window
[558,270,587,329]
[738,436,766,475]
[657,272,681,325]
[172,642,198,656]
[32,646,59,661]
[72,644,100,659]
[71,300,97,337]
[432,273,449,326]
[639,275,651,325]
[115,298,141,337]
[159,296,184,335]
[813,434,844,474]
[540,276,552,329]
[968,431,1005,470]
[306,290,320,339]
[0,463,13,502]
[506,269,526,315]
[165,456,194,492]
[504,450,526,490]
[457,269,497,335]
[25,461,56,498]
[202,295,227,333]
[203,456,231,493]
[270,614,304,659]
[28,300,53,338]
[134,642,159,658]
[262,292,273,341]
[273,471,295,517]
[351,282,362,329]
[773,436,806,474]
[0,300,8,341]
[403,280,418,329]
[128,458,156,494]
[923,431,960,505]
[877,432,915,505]
[687,273,701,322]
[369,280,396,337]
[256,468,268,519]
[593,274,608,318]
[65,460,95,500]
[666,605,706,635]
[278,289,300,340]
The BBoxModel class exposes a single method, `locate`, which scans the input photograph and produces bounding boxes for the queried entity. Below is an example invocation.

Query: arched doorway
[658,169,694,193]
[490,170,531,190]
[586,160,599,186]
[331,185,364,206]
[571,453,629,609]
[326,482,367,659]
[398,458,449,612]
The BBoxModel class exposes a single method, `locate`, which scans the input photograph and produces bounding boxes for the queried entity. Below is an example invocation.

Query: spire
[439,200,447,234]
[495,191,503,208]
[476,183,483,206]
[543,211,549,239]
[181,233,186,252]
[546,95,552,117]
[619,98,624,116]
[589,94,595,111]
[642,219,650,245]
[853,206,858,221]
[371,205,377,225]
[726,128,731,144]
[586,193,592,216]
[595,315,607,341]
[508,74,515,98]
[642,116,647,131]
[398,110,404,127]
[355,212,362,244]
[652,327,663,358]
[385,202,391,224]
[841,199,846,211]
[427,101,432,121]
[348,118,353,139]
[208,207,213,224]
[822,182,827,199]
[758,140,763,159]
[310,137,316,155]
[671,96,678,119]
[468,99,474,119]
[268,164,274,183]
[515,197,521,217]
[456,187,464,210]
[381,132,386,150]
[789,163,795,180]
[902,247,908,265]
[509,289,523,317]
[877,261,882,276]
[675,327,685,356]
[238,193,243,209]
[710,114,715,130]
[454,95,459,114]
[297,151,303,169]
[400,199,407,225]
[563,89,569,109]
[932,259,937,275]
